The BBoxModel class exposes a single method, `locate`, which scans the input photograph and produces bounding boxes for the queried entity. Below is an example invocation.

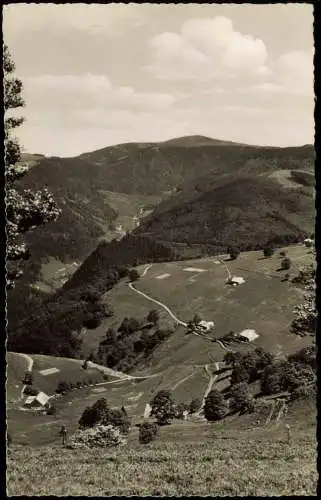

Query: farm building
[198,320,215,331]
[239,329,259,342]
[227,276,245,286]
[24,391,50,409]
[303,238,314,248]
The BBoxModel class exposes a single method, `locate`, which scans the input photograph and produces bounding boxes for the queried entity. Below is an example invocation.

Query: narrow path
[219,259,232,281]
[14,352,33,372]
[13,352,34,400]
[129,278,234,353]
[128,282,188,327]
[171,368,196,391]
[141,264,153,277]
[197,362,220,415]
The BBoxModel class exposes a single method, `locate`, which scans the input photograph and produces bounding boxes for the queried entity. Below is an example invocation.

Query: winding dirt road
[130,264,233,350]
[128,282,188,327]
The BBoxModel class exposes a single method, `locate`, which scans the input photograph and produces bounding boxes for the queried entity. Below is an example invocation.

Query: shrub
[56,380,72,394]
[288,345,316,370]
[46,403,57,415]
[189,398,201,414]
[279,251,286,257]
[23,385,38,396]
[228,247,240,260]
[67,425,126,449]
[223,351,243,366]
[174,402,189,419]
[150,390,176,425]
[230,363,250,385]
[193,313,202,325]
[139,422,158,444]
[7,432,12,447]
[147,309,160,325]
[281,257,291,270]
[102,408,131,435]
[228,383,254,414]
[22,371,33,385]
[129,269,140,282]
[103,374,110,381]
[263,246,274,258]
[203,389,228,421]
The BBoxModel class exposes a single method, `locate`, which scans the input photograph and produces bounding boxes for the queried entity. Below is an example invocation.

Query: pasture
[7,396,316,496]
[78,244,314,371]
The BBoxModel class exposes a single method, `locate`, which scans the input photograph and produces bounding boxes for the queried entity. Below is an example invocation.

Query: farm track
[12,352,34,400]
[130,264,234,351]
[197,363,220,415]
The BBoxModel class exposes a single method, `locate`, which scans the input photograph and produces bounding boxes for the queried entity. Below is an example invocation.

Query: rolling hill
[8,136,314,334]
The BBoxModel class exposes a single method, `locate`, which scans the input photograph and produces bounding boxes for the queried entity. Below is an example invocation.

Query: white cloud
[22,74,176,113]
[148,16,269,81]
[275,50,314,97]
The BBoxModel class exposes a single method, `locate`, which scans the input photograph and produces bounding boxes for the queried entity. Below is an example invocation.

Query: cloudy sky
[4,3,314,157]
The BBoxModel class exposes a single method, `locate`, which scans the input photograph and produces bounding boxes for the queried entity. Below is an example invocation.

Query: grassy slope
[7,396,316,496]
[77,244,314,369]
[10,139,313,323]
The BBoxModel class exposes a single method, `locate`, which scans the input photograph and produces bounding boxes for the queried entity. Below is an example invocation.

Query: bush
[23,386,38,396]
[279,251,286,257]
[56,380,72,394]
[139,422,158,444]
[150,390,176,425]
[263,246,274,258]
[228,247,240,260]
[281,257,291,270]
[174,402,189,419]
[7,432,12,447]
[46,403,57,415]
[22,371,33,385]
[288,345,316,370]
[67,425,126,449]
[102,408,131,435]
[189,398,201,414]
[147,309,160,325]
[203,389,228,421]
[223,351,243,366]
[230,363,250,385]
[228,383,254,414]
[129,269,140,282]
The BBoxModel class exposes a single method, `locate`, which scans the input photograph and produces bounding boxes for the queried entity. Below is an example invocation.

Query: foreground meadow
[7,416,316,496]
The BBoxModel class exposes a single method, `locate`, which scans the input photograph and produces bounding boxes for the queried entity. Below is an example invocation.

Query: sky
[3,3,314,157]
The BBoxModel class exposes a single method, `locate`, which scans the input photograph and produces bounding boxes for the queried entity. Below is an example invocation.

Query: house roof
[231,276,245,284]
[24,396,36,405]
[239,329,259,341]
[36,391,50,406]
[24,391,49,406]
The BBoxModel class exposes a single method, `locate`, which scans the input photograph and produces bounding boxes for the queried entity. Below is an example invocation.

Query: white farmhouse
[24,391,50,409]
[239,329,259,342]
[198,320,215,331]
[227,276,245,286]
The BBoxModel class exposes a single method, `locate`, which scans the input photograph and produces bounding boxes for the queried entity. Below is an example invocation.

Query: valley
[6,138,316,498]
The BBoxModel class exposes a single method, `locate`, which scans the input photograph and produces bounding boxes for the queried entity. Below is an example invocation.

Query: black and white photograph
[4,3,316,496]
